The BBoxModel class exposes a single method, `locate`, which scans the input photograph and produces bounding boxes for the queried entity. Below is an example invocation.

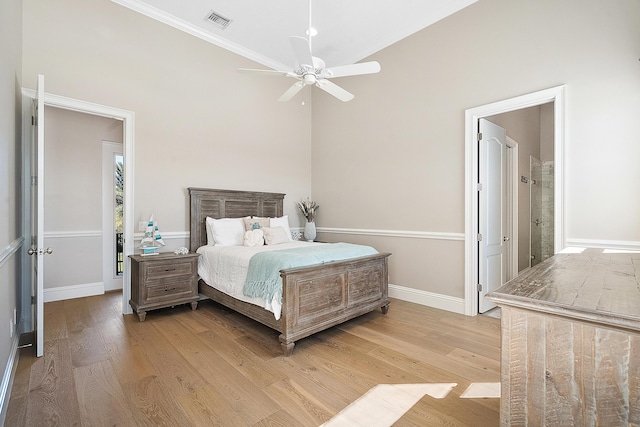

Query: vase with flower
[297,197,319,241]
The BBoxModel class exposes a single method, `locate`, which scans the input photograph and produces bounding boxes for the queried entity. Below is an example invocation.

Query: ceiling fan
[237,1,381,102]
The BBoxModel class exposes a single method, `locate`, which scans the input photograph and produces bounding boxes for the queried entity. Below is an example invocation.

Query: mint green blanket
[243,243,378,303]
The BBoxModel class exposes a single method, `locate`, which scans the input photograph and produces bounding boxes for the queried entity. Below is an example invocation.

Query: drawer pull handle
[165,288,176,292]
[164,268,176,272]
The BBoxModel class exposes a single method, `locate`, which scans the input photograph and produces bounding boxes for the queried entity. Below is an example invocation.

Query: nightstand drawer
[145,279,195,302]
[145,261,194,280]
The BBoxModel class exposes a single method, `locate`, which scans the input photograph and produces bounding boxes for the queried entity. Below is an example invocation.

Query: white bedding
[196,241,322,320]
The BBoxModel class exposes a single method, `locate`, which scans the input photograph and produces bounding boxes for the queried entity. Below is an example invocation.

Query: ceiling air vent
[205,10,232,29]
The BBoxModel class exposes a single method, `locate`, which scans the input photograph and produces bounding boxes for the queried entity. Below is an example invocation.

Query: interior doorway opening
[464,85,566,316]
[21,87,136,338]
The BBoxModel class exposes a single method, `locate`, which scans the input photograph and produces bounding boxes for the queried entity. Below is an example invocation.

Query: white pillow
[269,215,293,241]
[205,216,216,245]
[263,227,290,245]
[205,217,245,246]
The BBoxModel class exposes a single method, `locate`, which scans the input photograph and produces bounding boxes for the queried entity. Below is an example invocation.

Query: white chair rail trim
[44,230,102,239]
[133,231,189,241]
[0,237,24,269]
[131,229,465,242]
[318,227,465,241]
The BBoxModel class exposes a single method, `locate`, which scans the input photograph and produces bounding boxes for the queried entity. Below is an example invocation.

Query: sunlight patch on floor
[460,382,501,398]
[321,383,457,427]
[322,382,501,427]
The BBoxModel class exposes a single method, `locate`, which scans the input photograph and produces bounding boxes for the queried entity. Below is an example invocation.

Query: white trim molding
[0,237,24,269]
[389,284,465,314]
[133,231,189,241]
[22,88,135,316]
[465,85,566,317]
[318,227,464,241]
[0,322,20,426]
[43,282,105,303]
[44,230,102,239]
[566,238,640,252]
[110,0,289,72]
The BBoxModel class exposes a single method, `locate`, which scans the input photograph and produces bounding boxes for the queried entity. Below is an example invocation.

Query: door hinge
[32,115,35,126]
[477,132,483,141]
[477,233,483,241]
[31,295,35,304]
[477,283,483,292]
[476,183,482,191]
[31,176,37,186]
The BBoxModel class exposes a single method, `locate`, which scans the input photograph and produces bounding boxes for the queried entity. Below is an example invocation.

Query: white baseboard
[0,322,20,426]
[565,238,640,251]
[388,284,465,314]
[44,282,105,302]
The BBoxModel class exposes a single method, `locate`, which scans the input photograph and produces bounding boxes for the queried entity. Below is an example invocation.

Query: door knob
[27,247,53,255]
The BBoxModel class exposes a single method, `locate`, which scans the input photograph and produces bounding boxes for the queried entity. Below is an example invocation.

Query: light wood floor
[6,292,501,426]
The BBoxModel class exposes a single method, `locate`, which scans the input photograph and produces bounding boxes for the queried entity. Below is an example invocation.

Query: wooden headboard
[188,188,285,251]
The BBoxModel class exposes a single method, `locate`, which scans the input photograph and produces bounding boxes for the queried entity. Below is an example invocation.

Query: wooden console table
[487,248,640,426]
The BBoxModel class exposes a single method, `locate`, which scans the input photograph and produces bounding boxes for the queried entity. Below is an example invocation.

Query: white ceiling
[111,0,477,71]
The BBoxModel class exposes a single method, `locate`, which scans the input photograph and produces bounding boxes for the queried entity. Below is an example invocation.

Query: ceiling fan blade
[237,68,293,77]
[323,61,381,78]
[316,79,354,102]
[278,82,305,102]
[289,36,314,67]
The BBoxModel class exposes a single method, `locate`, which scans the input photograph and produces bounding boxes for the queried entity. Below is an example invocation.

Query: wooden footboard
[199,252,390,356]
[279,252,390,356]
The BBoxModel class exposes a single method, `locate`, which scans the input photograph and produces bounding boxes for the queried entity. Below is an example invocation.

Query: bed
[189,188,391,356]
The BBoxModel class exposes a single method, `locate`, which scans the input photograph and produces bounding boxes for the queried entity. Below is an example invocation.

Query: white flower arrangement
[297,197,319,223]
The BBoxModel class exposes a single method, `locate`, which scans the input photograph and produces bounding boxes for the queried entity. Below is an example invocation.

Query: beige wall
[43,106,122,290]
[0,0,22,413]
[313,0,640,300]
[22,0,314,239]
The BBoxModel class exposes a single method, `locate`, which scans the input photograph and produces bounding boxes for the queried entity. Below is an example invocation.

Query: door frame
[464,85,565,316]
[505,136,518,281]
[22,89,136,320]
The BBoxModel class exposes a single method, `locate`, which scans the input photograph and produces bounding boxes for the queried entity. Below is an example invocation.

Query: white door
[478,119,507,313]
[30,75,48,357]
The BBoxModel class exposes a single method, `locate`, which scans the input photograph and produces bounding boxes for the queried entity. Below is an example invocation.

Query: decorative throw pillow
[243,216,270,231]
[269,215,293,241]
[262,226,290,245]
[243,229,264,247]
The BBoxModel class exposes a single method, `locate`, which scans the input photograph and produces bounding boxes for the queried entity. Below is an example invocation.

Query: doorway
[464,85,566,316]
[21,87,136,338]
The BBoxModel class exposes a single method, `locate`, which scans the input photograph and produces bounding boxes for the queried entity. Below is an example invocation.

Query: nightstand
[129,252,200,321]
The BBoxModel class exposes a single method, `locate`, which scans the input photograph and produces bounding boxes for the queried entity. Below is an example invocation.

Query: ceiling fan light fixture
[303,74,317,85]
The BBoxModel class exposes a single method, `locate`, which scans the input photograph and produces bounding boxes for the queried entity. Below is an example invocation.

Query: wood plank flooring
[6,292,501,426]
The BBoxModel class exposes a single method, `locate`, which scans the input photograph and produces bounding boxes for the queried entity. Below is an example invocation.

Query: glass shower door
[530,156,554,267]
